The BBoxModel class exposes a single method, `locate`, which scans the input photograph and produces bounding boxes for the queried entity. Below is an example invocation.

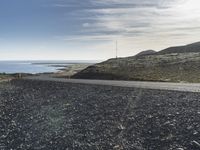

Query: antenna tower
[116,40,118,59]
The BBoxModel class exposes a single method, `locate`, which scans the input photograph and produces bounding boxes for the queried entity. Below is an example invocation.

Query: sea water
[0,60,97,74]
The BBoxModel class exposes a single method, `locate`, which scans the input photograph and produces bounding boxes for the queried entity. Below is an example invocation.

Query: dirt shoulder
[0,74,15,82]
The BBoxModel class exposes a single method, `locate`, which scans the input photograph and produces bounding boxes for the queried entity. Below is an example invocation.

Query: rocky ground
[0,79,200,150]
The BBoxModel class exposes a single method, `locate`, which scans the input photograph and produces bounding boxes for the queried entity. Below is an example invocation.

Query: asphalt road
[24,75,200,92]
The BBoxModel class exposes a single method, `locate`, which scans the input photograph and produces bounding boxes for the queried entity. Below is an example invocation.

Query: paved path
[24,75,200,92]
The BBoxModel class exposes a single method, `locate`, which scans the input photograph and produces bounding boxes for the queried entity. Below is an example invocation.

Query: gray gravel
[26,75,200,92]
[0,79,200,149]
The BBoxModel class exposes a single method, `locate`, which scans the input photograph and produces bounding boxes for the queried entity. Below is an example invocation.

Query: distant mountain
[135,50,156,57]
[157,42,200,55]
[72,41,200,82]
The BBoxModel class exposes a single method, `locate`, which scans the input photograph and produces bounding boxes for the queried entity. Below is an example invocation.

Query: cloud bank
[1,0,200,60]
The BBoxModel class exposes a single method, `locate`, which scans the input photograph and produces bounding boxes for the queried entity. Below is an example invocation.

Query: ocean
[0,60,97,74]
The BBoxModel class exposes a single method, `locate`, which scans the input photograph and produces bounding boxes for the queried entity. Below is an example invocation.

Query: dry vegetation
[73,52,200,82]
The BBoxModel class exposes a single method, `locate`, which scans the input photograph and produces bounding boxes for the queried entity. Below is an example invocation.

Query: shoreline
[0,63,91,81]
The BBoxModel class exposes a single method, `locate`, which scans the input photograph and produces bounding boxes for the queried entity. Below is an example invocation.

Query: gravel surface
[25,75,200,92]
[0,79,200,150]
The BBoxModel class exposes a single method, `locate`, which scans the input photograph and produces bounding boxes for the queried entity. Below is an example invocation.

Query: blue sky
[0,0,200,60]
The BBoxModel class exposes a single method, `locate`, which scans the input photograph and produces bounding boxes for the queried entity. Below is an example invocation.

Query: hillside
[135,50,156,57]
[157,42,200,55]
[72,42,200,82]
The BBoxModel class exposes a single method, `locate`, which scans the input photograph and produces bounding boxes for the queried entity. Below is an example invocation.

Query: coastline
[0,63,91,82]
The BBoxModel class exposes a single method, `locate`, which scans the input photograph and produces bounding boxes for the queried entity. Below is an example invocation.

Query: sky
[0,0,200,60]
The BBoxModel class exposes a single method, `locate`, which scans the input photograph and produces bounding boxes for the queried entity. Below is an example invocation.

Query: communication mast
[116,40,118,59]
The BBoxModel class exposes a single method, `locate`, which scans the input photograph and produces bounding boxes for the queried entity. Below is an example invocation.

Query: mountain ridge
[156,41,200,55]
[72,41,200,82]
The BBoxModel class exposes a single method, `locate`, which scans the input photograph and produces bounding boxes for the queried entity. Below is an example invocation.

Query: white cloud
[79,0,200,51]
[55,0,200,59]
[82,23,90,28]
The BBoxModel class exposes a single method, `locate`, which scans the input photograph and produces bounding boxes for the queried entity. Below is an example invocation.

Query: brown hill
[72,42,200,82]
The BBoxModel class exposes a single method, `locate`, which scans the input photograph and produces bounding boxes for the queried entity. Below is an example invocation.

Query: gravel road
[25,75,200,92]
[0,79,200,150]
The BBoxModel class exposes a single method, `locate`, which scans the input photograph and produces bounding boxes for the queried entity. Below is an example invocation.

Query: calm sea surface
[0,60,97,74]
